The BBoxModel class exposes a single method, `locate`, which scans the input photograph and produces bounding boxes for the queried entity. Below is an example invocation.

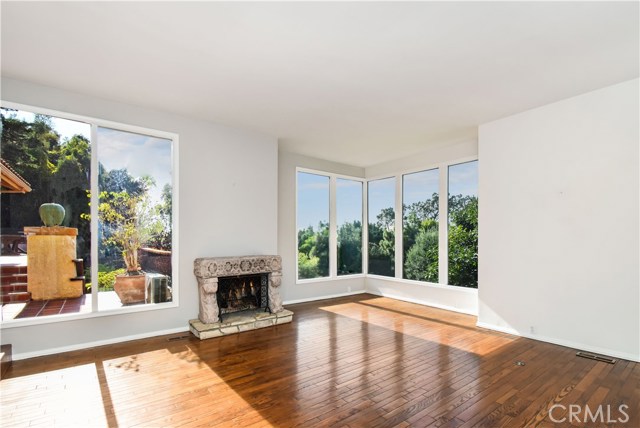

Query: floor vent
[576,351,616,364]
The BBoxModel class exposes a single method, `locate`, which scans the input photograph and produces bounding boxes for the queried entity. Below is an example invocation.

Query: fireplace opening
[217,273,269,318]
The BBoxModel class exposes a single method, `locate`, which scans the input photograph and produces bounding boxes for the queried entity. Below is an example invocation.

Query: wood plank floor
[1,294,638,427]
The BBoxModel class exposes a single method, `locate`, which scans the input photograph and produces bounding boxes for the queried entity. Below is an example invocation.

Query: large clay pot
[39,203,65,226]
[114,274,146,305]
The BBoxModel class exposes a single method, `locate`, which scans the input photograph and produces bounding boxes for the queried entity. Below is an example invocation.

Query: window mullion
[90,123,99,312]
[438,165,449,285]
[329,176,338,278]
[362,181,368,275]
[394,175,403,278]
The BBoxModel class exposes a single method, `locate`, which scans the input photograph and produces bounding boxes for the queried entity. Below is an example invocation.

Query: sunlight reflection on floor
[318,297,516,356]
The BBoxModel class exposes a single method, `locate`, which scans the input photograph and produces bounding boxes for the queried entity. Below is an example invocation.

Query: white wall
[278,151,366,303]
[1,78,278,359]
[364,139,479,315]
[478,78,639,361]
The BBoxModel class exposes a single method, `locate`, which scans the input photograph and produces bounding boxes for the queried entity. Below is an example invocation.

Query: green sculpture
[39,203,65,227]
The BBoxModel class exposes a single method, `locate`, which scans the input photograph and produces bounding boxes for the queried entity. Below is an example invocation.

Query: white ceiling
[1,2,638,167]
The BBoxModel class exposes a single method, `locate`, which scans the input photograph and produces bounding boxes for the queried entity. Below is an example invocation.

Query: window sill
[0,299,178,329]
[296,273,365,285]
[365,274,479,293]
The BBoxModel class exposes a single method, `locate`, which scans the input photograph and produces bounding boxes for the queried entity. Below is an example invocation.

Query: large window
[448,160,478,288]
[295,161,477,289]
[97,127,173,303]
[403,169,439,282]
[337,178,363,275]
[296,172,330,279]
[296,170,364,281]
[368,177,395,277]
[0,105,176,324]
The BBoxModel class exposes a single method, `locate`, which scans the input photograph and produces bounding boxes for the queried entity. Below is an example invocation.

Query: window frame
[295,167,366,284]
[365,155,478,289]
[0,101,179,329]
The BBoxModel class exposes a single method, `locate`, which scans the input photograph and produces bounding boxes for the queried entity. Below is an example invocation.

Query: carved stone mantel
[193,255,283,324]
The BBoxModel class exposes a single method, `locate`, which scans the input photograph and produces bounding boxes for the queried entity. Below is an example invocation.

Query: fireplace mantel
[193,255,284,324]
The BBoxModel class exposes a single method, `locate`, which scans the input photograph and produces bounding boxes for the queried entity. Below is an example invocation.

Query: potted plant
[98,190,147,304]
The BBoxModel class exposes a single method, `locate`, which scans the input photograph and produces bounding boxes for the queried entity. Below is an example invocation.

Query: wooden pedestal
[25,227,82,300]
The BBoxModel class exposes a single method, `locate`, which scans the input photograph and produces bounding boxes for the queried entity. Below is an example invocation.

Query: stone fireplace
[190,255,292,339]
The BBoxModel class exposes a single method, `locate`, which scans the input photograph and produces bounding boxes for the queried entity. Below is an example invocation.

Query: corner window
[402,169,439,282]
[448,160,478,288]
[367,177,395,277]
[296,169,364,282]
[337,178,363,275]
[296,171,330,280]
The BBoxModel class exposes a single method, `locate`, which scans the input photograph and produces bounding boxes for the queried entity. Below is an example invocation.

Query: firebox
[217,273,269,319]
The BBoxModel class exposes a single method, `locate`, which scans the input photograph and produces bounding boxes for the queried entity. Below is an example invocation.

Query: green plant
[97,268,127,291]
[97,190,150,275]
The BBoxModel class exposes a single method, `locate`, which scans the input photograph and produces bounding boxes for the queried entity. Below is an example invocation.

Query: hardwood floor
[1,294,638,427]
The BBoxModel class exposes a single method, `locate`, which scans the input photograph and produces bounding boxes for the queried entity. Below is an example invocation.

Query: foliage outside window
[0,106,175,322]
[96,127,173,297]
[1,108,93,317]
[368,177,395,277]
[403,169,439,282]
[297,172,330,279]
[448,161,478,288]
[337,178,362,275]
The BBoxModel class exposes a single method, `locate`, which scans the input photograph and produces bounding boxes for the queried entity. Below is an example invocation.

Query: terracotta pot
[114,274,146,305]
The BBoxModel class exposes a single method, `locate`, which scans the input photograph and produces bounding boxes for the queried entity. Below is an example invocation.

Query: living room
[1,2,638,427]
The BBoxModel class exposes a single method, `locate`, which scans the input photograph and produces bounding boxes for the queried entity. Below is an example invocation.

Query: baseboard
[476,321,640,363]
[475,321,520,336]
[367,289,478,316]
[283,289,367,305]
[11,326,190,361]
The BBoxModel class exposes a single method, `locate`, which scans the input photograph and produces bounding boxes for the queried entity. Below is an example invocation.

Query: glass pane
[337,179,362,275]
[297,172,329,279]
[97,127,173,307]
[448,160,478,288]
[368,177,395,276]
[1,108,92,320]
[403,169,439,282]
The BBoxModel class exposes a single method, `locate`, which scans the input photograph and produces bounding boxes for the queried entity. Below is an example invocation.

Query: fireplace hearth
[190,255,292,339]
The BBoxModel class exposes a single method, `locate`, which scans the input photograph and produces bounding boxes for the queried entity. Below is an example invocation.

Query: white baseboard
[476,321,640,363]
[12,326,190,361]
[367,289,478,316]
[283,289,367,305]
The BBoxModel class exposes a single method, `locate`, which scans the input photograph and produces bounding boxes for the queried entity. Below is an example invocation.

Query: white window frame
[0,101,179,329]
[365,155,478,289]
[295,167,366,284]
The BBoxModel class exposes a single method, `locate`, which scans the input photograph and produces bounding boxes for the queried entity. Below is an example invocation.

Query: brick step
[1,273,28,285]
[0,291,31,304]
[0,265,27,275]
[1,283,28,293]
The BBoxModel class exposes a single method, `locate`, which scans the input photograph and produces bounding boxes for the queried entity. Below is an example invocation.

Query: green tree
[0,109,91,261]
[337,220,362,274]
[402,193,439,280]
[404,220,439,282]
[448,195,478,287]
[368,207,395,276]
[297,222,329,279]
